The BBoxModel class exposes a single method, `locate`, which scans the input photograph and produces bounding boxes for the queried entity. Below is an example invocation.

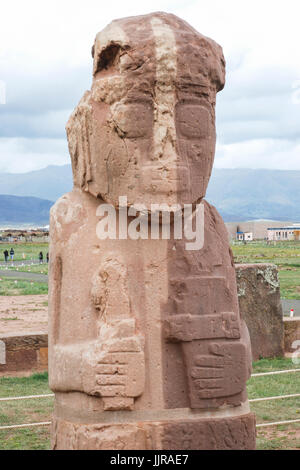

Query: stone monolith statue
[49,12,256,450]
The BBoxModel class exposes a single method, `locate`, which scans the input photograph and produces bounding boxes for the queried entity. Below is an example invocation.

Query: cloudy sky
[1,0,300,173]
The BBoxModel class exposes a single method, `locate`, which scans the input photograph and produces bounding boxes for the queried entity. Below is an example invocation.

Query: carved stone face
[66,13,225,208]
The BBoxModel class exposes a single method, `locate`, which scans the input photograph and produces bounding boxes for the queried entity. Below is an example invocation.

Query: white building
[236,231,253,241]
[267,225,300,241]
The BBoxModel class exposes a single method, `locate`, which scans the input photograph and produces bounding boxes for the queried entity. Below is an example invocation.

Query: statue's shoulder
[202,199,227,232]
[50,189,96,243]
[50,189,84,223]
[202,198,234,267]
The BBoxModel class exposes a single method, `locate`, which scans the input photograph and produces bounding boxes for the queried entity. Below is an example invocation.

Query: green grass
[0,317,18,321]
[0,243,48,262]
[232,240,300,299]
[0,372,52,450]
[0,278,48,295]
[252,357,300,373]
[0,360,299,450]
[232,240,300,262]
[249,358,300,450]
[256,424,300,450]
[0,372,50,398]
[250,358,299,405]
[277,268,300,300]
[0,427,51,450]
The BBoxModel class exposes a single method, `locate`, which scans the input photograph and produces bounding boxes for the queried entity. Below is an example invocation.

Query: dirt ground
[257,425,300,450]
[0,295,48,335]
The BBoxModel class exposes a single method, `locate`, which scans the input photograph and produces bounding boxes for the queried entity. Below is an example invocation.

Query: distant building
[236,231,253,241]
[0,229,49,243]
[267,225,300,241]
[226,220,298,240]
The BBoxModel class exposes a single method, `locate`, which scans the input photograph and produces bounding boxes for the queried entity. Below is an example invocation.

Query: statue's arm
[48,342,88,392]
[48,239,145,400]
[207,201,252,377]
[164,201,252,408]
[47,248,87,392]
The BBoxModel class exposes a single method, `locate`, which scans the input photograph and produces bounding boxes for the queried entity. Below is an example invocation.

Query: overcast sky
[1,0,300,173]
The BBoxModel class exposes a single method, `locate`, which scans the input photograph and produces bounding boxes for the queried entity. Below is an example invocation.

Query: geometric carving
[164,312,240,341]
[184,342,247,406]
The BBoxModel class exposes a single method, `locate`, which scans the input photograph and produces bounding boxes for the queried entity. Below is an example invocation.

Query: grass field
[249,358,300,450]
[0,243,48,263]
[1,240,300,299]
[232,240,300,299]
[0,372,52,450]
[0,279,48,296]
[0,243,48,295]
[0,359,299,450]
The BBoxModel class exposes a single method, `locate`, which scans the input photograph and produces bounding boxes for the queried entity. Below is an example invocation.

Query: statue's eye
[113,103,153,138]
[176,104,211,139]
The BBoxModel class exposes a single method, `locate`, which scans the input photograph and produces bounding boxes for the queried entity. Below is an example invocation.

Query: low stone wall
[0,332,48,374]
[283,318,300,353]
[235,263,284,360]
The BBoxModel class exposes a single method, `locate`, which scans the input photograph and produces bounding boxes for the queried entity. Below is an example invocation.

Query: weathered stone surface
[52,412,256,450]
[236,264,284,360]
[0,333,48,374]
[284,318,300,353]
[49,12,255,450]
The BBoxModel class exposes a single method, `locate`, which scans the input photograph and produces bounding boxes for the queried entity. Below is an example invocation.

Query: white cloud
[1,0,300,172]
[0,138,69,173]
[215,138,300,170]
[0,109,72,138]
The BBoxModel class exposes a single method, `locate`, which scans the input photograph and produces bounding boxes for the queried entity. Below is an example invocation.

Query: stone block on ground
[236,263,284,360]
[0,332,48,374]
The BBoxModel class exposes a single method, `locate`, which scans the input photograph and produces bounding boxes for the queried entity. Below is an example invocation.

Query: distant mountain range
[0,164,72,202]
[206,168,300,222]
[0,165,299,224]
[0,194,53,226]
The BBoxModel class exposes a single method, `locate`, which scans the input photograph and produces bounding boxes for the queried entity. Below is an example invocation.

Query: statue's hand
[81,321,145,398]
[189,341,247,403]
[95,350,145,397]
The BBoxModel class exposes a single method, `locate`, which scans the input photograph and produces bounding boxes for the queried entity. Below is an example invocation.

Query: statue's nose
[151,122,180,163]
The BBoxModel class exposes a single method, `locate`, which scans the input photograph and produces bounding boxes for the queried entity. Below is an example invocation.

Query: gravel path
[0,261,47,267]
[0,270,48,283]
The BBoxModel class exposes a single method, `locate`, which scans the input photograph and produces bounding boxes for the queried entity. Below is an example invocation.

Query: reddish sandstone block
[52,413,256,450]
[236,264,284,360]
[0,333,48,374]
